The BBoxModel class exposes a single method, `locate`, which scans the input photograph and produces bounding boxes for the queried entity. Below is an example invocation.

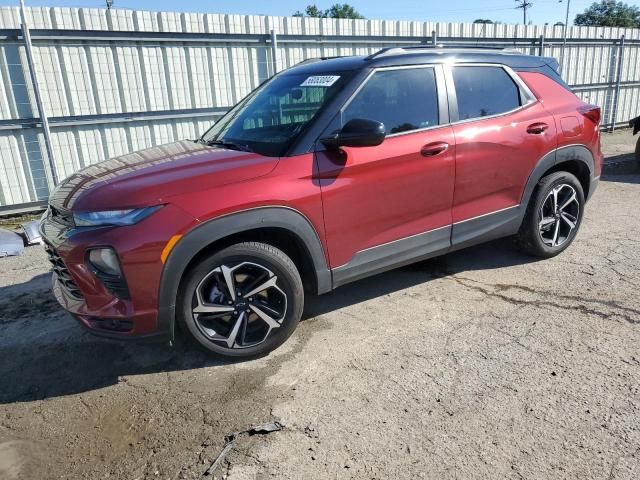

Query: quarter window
[343,68,439,135]
[452,66,522,120]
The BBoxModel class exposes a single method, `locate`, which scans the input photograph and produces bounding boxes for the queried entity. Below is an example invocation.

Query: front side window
[452,66,521,120]
[201,72,349,156]
[343,68,439,135]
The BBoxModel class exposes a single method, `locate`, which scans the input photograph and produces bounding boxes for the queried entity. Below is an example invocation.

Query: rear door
[315,65,455,281]
[446,65,557,232]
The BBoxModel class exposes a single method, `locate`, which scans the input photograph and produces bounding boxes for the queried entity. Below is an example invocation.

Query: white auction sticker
[300,75,340,87]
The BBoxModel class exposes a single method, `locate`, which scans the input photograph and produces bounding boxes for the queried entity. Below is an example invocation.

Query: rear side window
[343,68,439,135]
[452,66,521,120]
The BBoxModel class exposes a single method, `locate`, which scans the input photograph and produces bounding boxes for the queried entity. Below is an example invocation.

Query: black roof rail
[366,44,519,60]
[295,55,345,66]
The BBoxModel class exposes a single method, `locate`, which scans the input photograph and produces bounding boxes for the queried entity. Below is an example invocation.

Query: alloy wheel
[192,262,287,349]
[538,183,580,248]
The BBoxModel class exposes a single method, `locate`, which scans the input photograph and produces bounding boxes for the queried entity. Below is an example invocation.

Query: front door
[314,66,455,284]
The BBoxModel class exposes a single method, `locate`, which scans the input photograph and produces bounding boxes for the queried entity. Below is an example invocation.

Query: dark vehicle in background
[40,47,603,359]
[631,115,640,166]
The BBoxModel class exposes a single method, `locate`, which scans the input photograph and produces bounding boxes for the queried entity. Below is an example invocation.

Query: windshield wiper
[205,139,253,152]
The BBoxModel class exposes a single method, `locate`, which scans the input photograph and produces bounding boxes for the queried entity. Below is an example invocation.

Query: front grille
[45,245,83,300]
[49,205,75,227]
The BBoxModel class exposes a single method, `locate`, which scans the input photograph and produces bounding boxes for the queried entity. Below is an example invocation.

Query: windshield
[201,72,348,157]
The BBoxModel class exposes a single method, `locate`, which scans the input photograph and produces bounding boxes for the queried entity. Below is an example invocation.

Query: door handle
[527,122,549,134]
[421,142,449,157]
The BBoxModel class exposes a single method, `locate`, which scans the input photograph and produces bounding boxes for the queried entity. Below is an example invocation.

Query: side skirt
[332,226,451,288]
[330,206,525,289]
[450,204,523,251]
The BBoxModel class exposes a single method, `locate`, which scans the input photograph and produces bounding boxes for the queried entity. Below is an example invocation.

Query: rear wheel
[516,171,584,258]
[179,242,304,359]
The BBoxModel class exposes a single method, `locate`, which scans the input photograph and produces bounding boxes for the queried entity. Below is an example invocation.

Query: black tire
[635,137,640,169]
[178,242,304,359]
[515,171,585,258]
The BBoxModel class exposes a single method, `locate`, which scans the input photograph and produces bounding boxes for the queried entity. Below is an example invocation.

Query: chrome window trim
[333,61,539,141]
[452,204,521,225]
[444,62,538,125]
[357,224,450,254]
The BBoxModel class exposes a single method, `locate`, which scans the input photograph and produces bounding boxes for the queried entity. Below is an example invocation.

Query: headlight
[73,206,162,227]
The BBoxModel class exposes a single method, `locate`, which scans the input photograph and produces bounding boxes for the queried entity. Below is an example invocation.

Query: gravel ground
[0,131,639,480]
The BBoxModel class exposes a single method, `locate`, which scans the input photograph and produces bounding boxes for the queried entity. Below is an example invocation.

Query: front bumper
[51,272,165,341]
[40,204,197,341]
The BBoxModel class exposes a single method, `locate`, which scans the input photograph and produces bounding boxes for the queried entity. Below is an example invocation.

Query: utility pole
[515,0,533,25]
[559,0,571,73]
[106,0,113,9]
[19,0,59,186]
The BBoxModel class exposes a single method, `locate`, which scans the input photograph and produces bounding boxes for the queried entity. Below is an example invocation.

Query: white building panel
[50,129,81,179]
[60,45,96,115]
[0,133,31,205]
[80,8,109,30]
[165,46,191,109]
[133,11,157,32]
[114,46,146,112]
[76,126,104,166]
[141,46,170,111]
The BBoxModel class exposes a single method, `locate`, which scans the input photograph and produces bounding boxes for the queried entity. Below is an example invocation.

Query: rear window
[452,66,521,120]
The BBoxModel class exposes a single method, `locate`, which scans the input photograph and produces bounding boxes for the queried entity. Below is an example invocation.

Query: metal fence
[0,6,639,212]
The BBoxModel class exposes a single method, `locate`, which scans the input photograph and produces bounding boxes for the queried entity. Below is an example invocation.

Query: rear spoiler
[630,115,640,135]
[543,57,560,72]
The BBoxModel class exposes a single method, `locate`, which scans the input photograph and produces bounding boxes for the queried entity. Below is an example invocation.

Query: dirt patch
[0,290,59,324]
[0,134,639,479]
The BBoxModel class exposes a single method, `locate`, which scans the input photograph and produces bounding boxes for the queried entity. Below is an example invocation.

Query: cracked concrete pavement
[0,131,639,479]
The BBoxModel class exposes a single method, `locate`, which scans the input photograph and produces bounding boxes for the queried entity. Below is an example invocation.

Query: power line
[514,0,534,24]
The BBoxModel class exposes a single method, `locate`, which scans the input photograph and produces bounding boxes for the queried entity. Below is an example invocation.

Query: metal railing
[0,6,639,213]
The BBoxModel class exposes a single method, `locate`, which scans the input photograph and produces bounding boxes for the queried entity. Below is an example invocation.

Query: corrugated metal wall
[0,6,639,209]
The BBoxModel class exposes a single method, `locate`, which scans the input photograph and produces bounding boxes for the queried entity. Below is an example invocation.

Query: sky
[1,0,640,26]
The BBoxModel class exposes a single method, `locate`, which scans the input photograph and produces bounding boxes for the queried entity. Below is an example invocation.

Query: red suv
[41,47,603,359]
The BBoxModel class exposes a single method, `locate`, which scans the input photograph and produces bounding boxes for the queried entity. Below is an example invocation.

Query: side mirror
[321,118,386,149]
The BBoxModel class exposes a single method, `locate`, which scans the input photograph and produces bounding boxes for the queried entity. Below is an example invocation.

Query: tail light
[579,104,601,125]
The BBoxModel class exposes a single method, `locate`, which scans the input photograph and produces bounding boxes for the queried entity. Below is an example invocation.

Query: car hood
[48,140,278,211]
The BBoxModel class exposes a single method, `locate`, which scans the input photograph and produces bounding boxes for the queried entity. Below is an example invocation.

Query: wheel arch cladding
[156,207,332,340]
[521,145,595,209]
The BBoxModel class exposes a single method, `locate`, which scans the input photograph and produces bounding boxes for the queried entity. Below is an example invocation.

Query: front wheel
[516,171,585,258]
[178,242,304,359]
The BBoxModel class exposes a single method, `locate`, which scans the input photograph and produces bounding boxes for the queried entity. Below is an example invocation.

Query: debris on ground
[21,220,44,246]
[0,228,25,257]
[204,421,283,476]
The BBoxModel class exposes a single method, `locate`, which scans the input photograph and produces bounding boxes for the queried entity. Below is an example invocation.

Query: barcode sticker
[300,75,340,87]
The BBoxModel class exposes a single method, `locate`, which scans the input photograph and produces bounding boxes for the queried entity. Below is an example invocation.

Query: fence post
[538,34,544,56]
[19,0,58,187]
[270,29,278,76]
[431,30,437,46]
[610,34,625,132]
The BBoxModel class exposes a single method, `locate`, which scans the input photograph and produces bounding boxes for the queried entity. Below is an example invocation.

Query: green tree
[473,19,494,24]
[293,4,365,19]
[293,5,325,17]
[574,0,640,27]
[325,3,365,19]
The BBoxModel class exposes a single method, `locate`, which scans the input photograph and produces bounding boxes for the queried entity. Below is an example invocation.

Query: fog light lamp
[88,248,122,276]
